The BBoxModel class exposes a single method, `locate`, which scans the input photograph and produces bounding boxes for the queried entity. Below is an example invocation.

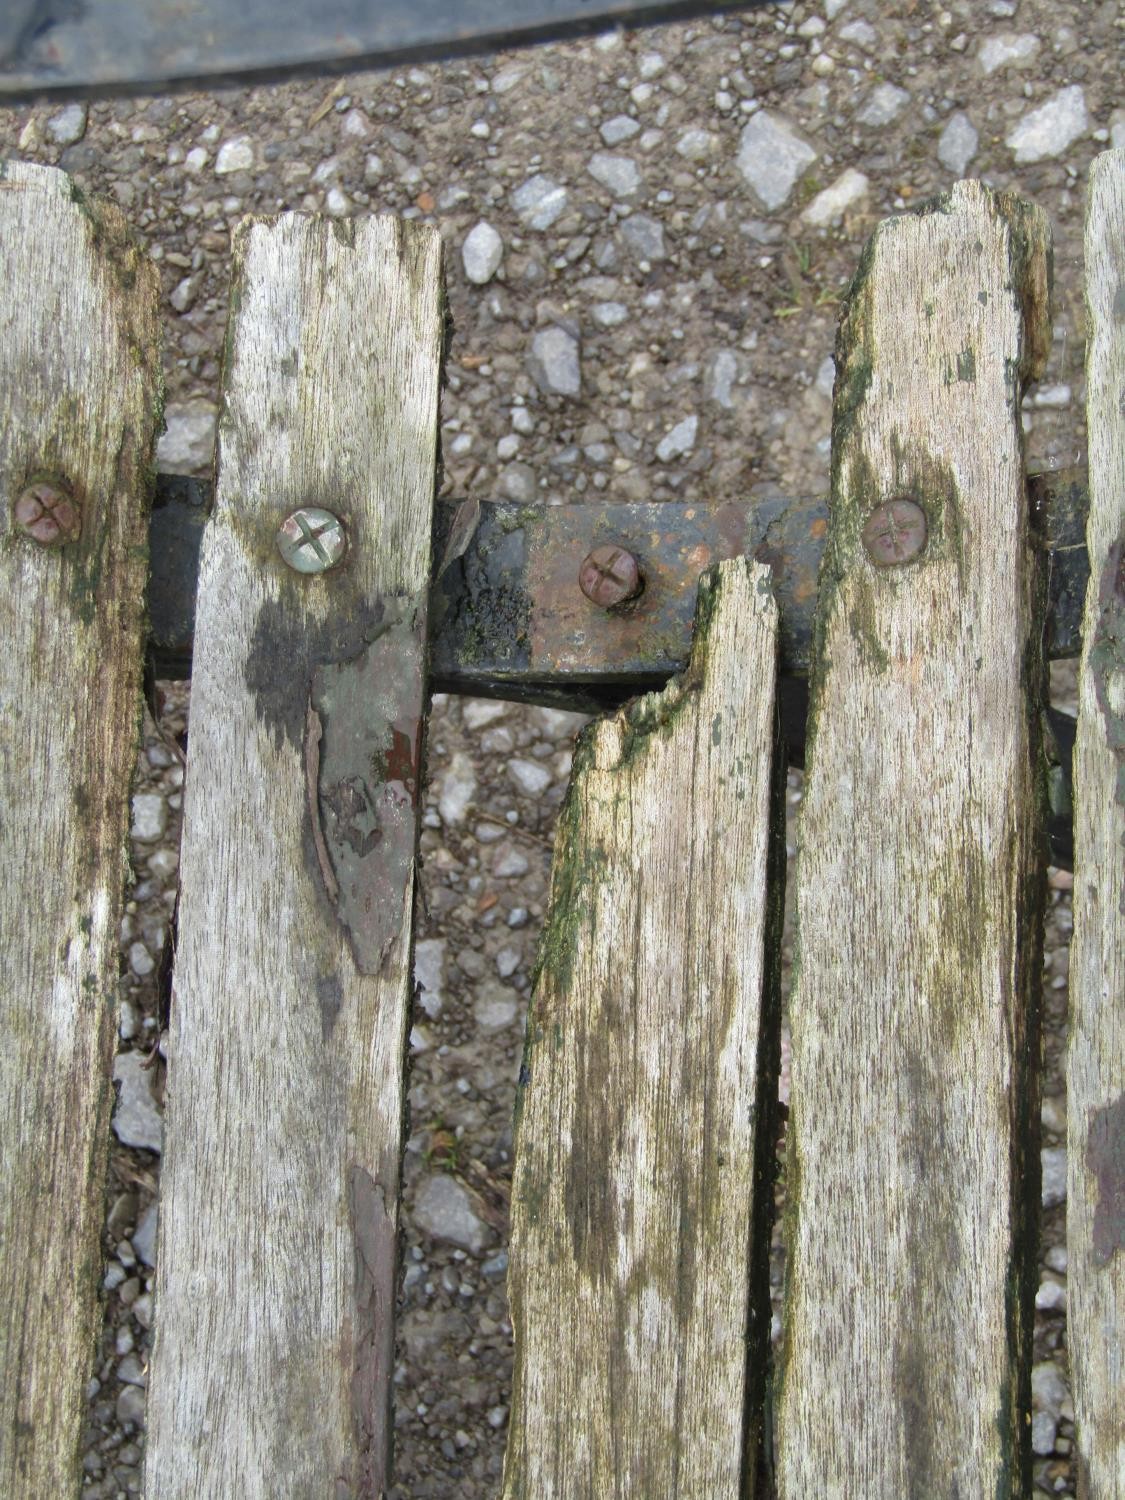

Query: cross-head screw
[861,496,927,567]
[578,543,643,609]
[276,507,348,574]
[13,477,81,547]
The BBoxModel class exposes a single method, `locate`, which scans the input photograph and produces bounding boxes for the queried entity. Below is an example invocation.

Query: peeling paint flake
[311,594,426,973]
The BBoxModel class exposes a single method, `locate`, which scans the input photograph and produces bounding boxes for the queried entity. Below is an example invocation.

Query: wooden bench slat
[144,215,443,1497]
[502,557,783,1499]
[0,163,160,1496]
[1068,145,1125,1495]
[777,182,1051,1495]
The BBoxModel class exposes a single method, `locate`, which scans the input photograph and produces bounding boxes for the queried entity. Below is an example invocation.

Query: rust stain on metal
[310,596,425,973]
[349,1162,397,1496]
[1088,1093,1125,1267]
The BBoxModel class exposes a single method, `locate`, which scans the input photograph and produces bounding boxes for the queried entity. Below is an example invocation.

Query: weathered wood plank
[144,215,444,1498]
[1068,146,1125,1498]
[0,163,160,1495]
[502,557,783,1499]
[777,183,1051,1496]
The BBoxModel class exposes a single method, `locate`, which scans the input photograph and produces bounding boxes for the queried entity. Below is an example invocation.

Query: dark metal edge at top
[0,0,777,101]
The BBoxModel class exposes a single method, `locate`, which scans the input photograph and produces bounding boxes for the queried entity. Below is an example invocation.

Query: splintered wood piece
[502,557,784,1500]
[144,215,443,1498]
[0,163,160,1496]
[1068,146,1125,1496]
[777,182,1051,1496]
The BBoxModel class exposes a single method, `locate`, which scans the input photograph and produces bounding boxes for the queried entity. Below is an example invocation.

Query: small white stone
[184,146,208,172]
[837,19,878,50]
[462,221,504,284]
[802,167,870,227]
[157,400,217,474]
[529,326,581,397]
[587,152,642,197]
[676,128,720,161]
[512,174,569,230]
[325,187,351,217]
[797,15,826,36]
[128,942,154,979]
[47,103,88,146]
[112,1052,162,1154]
[470,120,491,139]
[656,414,699,463]
[600,114,640,146]
[1032,382,1071,409]
[462,699,509,731]
[414,1174,487,1253]
[638,51,666,80]
[1041,1146,1067,1207]
[507,758,553,797]
[214,136,254,174]
[147,847,179,880]
[439,752,477,825]
[340,108,370,139]
[130,793,167,843]
[497,434,521,460]
[707,350,740,409]
[824,0,849,16]
[1006,85,1087,164]
[978,32,1040,74]
[132,1203,159,1267]
[938,111,979,175]
[856,83,910,127]
[1035,1278,1066,1312]
[736,111,818,210]
[494,846,531,878]
[593,302,629,328]
[815,356,836,398]
[475,981,519,1031]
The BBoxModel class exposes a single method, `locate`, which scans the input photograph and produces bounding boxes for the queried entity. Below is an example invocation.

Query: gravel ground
[3,1,1120,1493]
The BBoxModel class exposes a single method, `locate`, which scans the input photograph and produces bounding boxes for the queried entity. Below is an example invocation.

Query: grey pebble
[656,415,698,463]
[507,758,553,796]
[214,136,254,174]
[1006,85,1087,163]
[736,111,817,210]
[493,846,530,879]
[156,399,217,475]
[111,1052,163,1154]
[1041,1146,1067,1207]
[462,222,504,285]
[511,174,569,230]
[47,103,88,145]
[413,1174,488,1253]
[620,212,666,262]
[500,462,538,502]
[528,327,581,397]
[856,83,910,127]
[587,152,642,197]
[130,793,167,843]
[115,1386,146,1427]
[132,1203,159,1268]
[938,112,979,176]
[599,115,640,147]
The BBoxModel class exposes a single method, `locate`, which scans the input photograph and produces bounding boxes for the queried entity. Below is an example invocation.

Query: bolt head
[276,507,348,574]
[579,544,642,609]
[862,497,927,567]
[13,479,81,546]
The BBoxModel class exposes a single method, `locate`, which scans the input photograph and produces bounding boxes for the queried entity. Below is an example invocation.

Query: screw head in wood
[579,544,643,609]
[13,478,81,546]
[276,507,348,574]
[861,497,927,567]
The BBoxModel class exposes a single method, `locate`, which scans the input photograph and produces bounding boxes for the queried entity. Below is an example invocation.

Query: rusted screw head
[579,544,643,609]
[861,496,927,567]
[13,478,81,546]
[276,507,348,574]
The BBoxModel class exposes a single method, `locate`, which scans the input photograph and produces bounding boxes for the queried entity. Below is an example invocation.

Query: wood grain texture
[1068,147,1125,1499]
[502,557,784,1500]
[144,214,443,1499]
[0,163,160,1495]
[776,183,1051,1497]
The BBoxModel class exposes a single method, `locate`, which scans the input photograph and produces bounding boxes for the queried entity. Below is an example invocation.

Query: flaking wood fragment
[0,163,160,1497]
[502,557,784,1499]
[1067,146,1125,1496]
[777,182,1050,1496]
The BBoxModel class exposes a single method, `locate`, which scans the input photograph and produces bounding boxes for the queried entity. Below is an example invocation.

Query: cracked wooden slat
[777,182,1051,1496]
[145,215,443,1498]
[0,163,160,1497]
[1068,146,1125,1498]
[502,557,784,1499]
